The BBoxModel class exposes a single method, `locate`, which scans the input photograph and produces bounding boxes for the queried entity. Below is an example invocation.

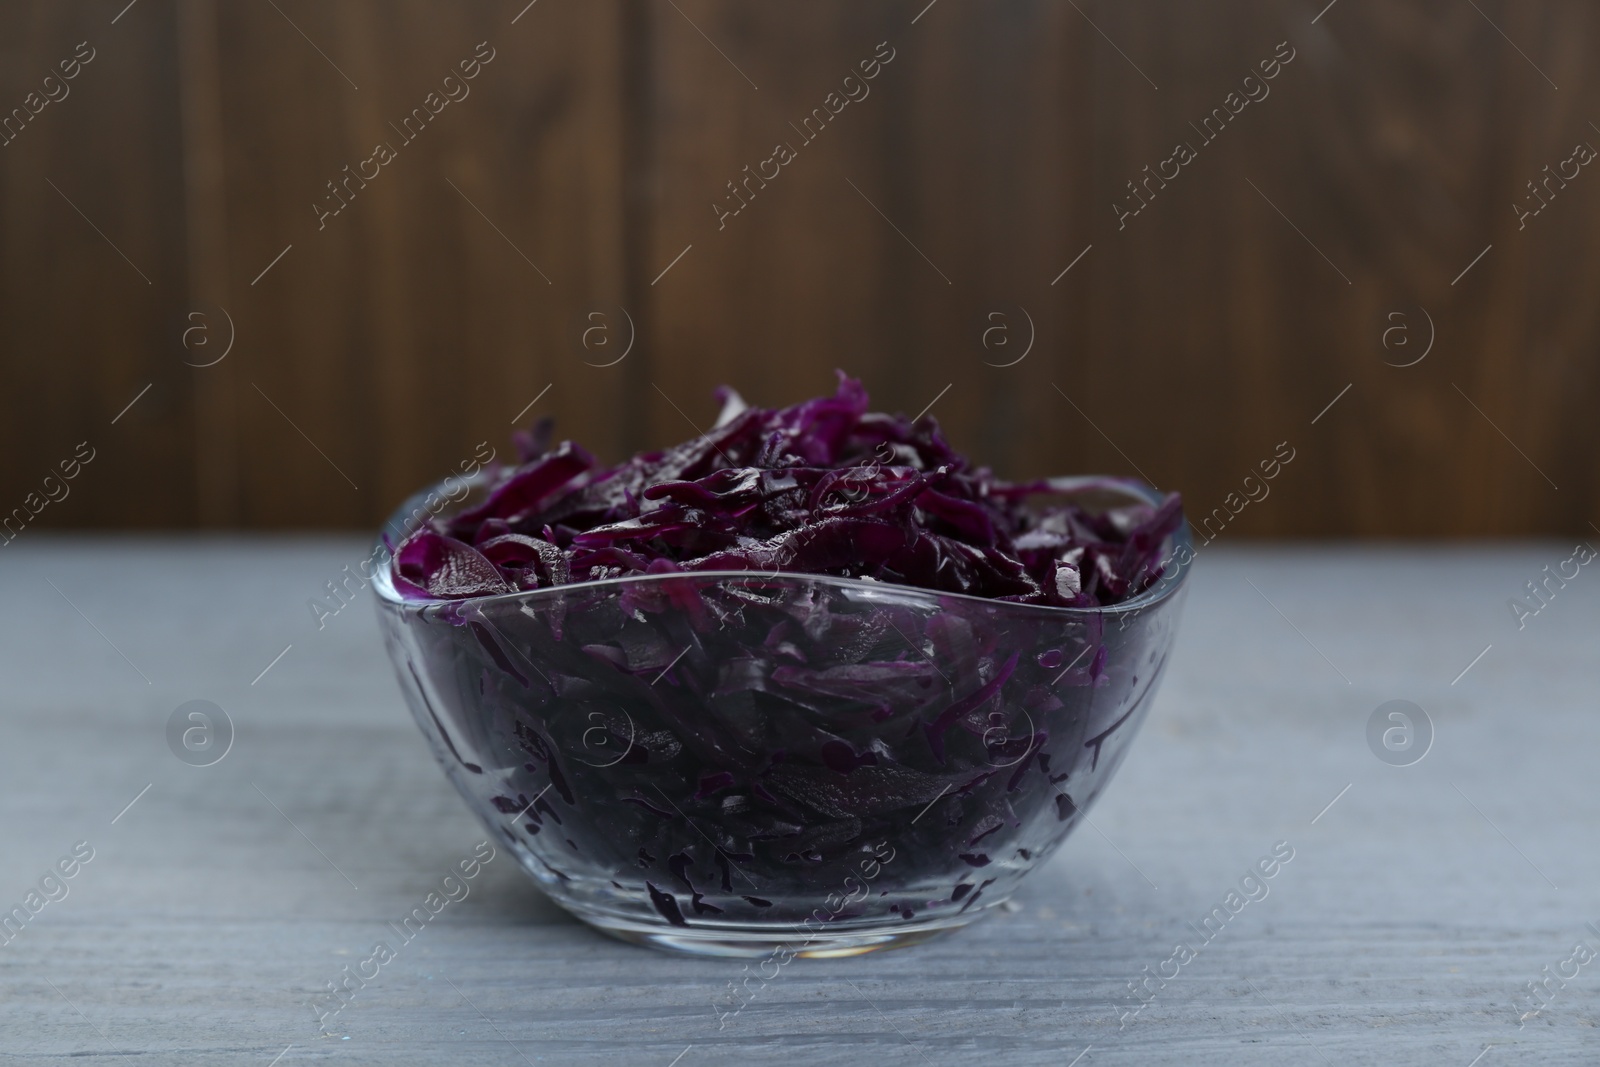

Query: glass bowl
[372,476,1191,957]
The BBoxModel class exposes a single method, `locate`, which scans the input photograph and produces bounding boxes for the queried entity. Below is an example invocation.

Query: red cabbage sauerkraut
[391,374,1182,604]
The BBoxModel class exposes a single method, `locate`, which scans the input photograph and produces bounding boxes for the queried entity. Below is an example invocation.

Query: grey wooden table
[2,539,1596,1065]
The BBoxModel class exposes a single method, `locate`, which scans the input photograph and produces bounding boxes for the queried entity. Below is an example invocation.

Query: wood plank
[210,0,633,527]
[643,1,1092,484]
[0,1,195,530]
[177,0,240,526]
[1082,0,1598,537]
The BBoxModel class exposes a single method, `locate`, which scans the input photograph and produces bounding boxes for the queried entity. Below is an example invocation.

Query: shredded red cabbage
[393,373,1181,606]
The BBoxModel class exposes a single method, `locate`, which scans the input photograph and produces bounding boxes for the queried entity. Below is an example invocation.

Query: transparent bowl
[373,477,1191,957]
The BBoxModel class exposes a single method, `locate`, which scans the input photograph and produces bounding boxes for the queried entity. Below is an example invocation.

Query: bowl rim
[370,473,1193,619]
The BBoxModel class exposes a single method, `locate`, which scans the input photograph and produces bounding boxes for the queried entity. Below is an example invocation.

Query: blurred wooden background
[0,0,1594,535]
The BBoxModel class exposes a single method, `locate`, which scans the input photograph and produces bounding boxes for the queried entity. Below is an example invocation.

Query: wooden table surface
[2,539,1596,1065]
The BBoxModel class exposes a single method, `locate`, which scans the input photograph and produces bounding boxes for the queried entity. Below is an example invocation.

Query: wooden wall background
[0,0,1595,536]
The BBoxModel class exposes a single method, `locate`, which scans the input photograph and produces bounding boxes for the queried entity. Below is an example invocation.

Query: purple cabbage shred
[392,374,1181,605]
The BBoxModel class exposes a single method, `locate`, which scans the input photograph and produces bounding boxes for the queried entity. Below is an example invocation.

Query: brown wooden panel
[0,0,1596,536]
[643,0,1091,484]
[0,0,194,531]
[210,0,635,528]
[177,0,238,526]
[1081,0,1600,537]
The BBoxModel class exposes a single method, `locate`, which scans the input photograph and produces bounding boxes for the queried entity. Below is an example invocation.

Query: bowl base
[574,908,989,958]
